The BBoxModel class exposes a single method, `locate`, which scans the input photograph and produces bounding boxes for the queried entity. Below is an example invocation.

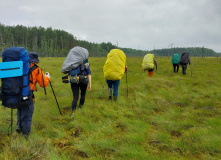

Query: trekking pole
[8,109,13,135]
[41,70,47,95]
[99,81,106,99]
[190,64,192,77]
[49,80,62,116]
[126,71,128,97]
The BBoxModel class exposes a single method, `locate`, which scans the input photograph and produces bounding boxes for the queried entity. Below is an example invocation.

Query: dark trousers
[182,64,187,75]
[173,64,179,73]
[106,80,120,97]
[71,83,87,111]
[17,100,34,136]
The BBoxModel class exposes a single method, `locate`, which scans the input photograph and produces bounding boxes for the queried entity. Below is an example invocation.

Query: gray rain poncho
[61,46,89,74]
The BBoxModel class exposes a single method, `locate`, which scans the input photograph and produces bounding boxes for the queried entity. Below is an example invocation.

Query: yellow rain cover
[142,53,154,70]
[103,49,126,80]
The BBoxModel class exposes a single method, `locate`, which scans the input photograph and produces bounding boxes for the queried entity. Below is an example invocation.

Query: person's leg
[113,80,120,100]
[71,83,79,111]
[148,71,153,77]
[177,64,179,72]
[106,80,113,100]
[16,108,22,133]
[182,64,187,75]
[173,64,176,73]
[19,100,34,137]
[79,83,88,108]
[148,69,154,77]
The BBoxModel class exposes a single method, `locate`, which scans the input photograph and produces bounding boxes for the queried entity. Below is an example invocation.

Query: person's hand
[125,65,127,73]
[45,72,50,79]
[88,84,91,91]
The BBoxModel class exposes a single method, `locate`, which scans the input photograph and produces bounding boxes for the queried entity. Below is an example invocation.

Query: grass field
[0,56,221,160]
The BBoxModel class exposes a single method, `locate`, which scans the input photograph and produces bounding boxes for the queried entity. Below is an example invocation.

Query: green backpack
[171,54,180,64]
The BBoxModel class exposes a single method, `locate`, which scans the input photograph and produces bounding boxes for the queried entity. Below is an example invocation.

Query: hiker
[16,52,50,137]
[171,54,180,73]
[61,46,91,114]
[70,58,91,113]
[142,53,158,78]
[179,51,191,75]
[103,49,127,101]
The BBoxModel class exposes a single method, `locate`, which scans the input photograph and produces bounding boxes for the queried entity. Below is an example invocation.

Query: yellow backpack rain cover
[142,53,154,70]
[103,49,126,80]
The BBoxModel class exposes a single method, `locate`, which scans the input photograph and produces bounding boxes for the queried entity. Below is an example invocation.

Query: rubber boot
[108,88,112,100]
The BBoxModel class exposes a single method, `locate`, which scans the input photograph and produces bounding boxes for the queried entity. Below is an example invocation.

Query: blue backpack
[0,47,30,109]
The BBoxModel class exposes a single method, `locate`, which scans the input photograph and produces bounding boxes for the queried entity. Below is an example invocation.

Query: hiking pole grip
[49,80,62,116]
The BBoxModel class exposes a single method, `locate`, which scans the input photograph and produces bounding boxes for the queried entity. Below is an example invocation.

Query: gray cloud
[0,0,221,52]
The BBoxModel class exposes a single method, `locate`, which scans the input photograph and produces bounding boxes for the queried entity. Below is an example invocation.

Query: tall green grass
[0,56,221,159]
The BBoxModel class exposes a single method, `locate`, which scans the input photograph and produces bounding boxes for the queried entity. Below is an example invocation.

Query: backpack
[142,53,154,70]
[0,47,30,109]
[180,51,189,64]
[171,54,180,64]
[103,49,126,81]
[61,46,89,74]
[62,61,90,84]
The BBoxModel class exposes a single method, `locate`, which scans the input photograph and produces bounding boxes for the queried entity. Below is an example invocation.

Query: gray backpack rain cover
[61,46,89,74]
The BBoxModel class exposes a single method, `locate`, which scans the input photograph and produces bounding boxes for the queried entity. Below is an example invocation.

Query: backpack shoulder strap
[29,64,40,88]
[30,64,39,73]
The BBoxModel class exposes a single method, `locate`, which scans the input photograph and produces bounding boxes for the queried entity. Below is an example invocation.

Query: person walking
[142,53,157,78]
[103,49,127,101]
[16,52,50,137]
[69,58,91,114]
[171,53,180,73]
[61,46,91,117]
[179,51,191,75]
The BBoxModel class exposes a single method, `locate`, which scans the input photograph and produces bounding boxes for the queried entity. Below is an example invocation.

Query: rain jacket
[29,63,49,91]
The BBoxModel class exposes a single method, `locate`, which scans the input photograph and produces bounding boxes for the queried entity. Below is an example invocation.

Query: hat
[29,52,39,63]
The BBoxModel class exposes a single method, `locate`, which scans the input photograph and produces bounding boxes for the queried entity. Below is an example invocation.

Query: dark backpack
[0,47,30,109]
[180,51,189,64]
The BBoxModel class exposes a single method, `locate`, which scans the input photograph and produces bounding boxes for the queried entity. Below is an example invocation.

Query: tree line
[0,23,219,57]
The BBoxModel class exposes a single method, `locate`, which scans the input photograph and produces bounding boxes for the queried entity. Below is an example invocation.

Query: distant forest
[0,24,219,57]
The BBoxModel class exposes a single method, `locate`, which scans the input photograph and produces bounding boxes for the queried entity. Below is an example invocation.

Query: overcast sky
[1,0,221,52]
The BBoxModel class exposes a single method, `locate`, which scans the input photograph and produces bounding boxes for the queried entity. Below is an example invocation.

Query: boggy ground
[0,56,221,160]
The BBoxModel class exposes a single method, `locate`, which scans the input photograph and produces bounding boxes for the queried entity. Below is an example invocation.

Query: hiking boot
[16,126,21,133]
[23,134,29,140]
[108,88,112,100]
[79,104,83,109]
[71,112,75,118]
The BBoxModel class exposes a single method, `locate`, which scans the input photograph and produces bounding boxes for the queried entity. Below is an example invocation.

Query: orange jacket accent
[29,63,49,91]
